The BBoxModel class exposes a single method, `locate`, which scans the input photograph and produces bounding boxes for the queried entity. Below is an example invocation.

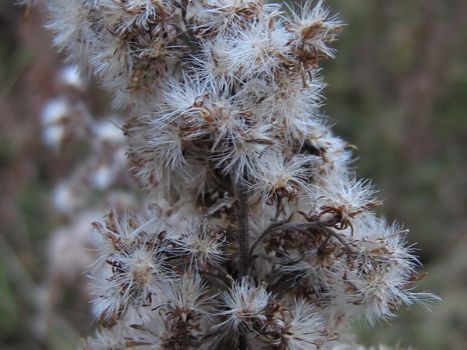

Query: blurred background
[0,0,466,349]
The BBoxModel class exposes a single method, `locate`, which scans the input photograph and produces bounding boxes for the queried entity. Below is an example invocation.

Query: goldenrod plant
[45,0,437,348]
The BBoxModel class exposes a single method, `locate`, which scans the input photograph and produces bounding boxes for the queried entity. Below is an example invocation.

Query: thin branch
[249,220,354,262]
[249,221,322,258]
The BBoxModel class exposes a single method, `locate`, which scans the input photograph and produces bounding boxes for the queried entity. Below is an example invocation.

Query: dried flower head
[218,278,270,334]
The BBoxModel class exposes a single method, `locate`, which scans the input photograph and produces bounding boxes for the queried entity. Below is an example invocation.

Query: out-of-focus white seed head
[52,181,83,213]
[59,64,86,90]
[41,98,70,148]
[90,164,115,190]
[93,118,125,144]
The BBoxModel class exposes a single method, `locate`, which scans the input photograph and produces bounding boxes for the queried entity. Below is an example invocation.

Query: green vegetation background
[1,0,466,349]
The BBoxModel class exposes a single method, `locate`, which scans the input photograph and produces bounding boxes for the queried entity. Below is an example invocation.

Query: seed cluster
[47,0,436,349]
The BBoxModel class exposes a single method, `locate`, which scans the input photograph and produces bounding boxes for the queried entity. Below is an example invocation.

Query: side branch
[249,220,354,260]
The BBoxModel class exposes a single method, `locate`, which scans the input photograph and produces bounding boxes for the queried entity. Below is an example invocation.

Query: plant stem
[238,334,248,350]
[235,180,250,276]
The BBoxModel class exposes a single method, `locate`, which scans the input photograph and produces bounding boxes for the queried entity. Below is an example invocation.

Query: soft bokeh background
[1,0,466,349]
